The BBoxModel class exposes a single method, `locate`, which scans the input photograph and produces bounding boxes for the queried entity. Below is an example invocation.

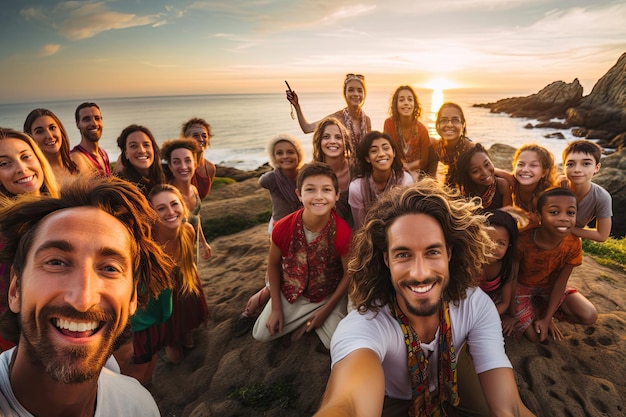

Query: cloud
[39,44,61,57]
[21,2,166,41]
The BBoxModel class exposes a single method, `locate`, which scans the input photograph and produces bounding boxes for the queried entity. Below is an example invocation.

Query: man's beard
[396,275,446,317]
[19,305,118,384]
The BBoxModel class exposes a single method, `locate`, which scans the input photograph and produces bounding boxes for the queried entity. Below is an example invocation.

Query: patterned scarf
[390,300,459,417]
[395,120,419,161]
[274,168,302,214]
[281,212,342,303]
[362,171,400,212]
[435,137,471,187]
[342,107,368,151]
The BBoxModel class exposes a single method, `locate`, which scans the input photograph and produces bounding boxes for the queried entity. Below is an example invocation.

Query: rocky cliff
[475,52,626,147]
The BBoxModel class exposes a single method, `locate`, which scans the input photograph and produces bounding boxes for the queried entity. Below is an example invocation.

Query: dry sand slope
[151,178,626,417]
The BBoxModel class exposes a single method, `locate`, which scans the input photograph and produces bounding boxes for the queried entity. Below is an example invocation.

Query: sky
[1,0,625,103]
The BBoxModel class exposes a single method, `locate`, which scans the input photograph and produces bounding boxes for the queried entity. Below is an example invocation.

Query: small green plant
[202,211,271,240]
[212,176,236,188]
[582,237,626,271]
[229,375,300,411]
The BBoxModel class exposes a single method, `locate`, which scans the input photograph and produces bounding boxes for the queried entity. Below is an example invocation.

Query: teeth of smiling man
[55,318,99,332]
[408,283,435,294]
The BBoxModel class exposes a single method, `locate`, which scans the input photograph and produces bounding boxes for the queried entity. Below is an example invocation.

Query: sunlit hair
[265,133,305,169]
[161,137,200,167]
[23,108,78,174]
[116,124,165,194]
[348,178,491,313]
[0,176,173,343]
[486,209,518,286]
[436,102,467,137]
[148,184,202,296]
[74,102,100,124]
[312,117,352,162]
[352,131,404,179]
[388,85,422,121]
[342,73,366,103]
[512,143,557,211]
[0,128,59,198]
[562,139,602,165]
[536,186,576,214]
[296,161,339,194]
[181,117,212,165]
[456,142,493,197]
[181,117,213,140]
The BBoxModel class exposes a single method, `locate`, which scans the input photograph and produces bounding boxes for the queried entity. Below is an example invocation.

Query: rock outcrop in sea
[474,52,626,148]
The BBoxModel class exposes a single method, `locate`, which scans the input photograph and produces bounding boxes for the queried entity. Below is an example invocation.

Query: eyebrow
[389,242,445,253]
[34,240,130,262]
[34,240,74,256]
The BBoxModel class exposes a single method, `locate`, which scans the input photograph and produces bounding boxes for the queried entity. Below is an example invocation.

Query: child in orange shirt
[504,188,597,342]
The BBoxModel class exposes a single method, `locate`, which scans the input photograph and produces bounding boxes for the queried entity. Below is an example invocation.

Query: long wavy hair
[116,124,165,194]
[23,108,78,174]
[0,128,59,199]
[352,131,404,179]
[388,85,422,121]
[348,178,491,313]
[312,117,352,162]
[512,143,557,211]
[148,184,202,296]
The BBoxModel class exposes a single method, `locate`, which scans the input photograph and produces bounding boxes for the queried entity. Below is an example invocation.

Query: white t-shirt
[0,348,160,416]
[330,287,511,400]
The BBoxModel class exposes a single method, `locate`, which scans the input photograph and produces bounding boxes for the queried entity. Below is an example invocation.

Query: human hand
[286,90,299,106]
[501,314,518,336]
[201,242,212,259]
[533,317,552,342]
[266,309,284,336]
[305,308,331,332]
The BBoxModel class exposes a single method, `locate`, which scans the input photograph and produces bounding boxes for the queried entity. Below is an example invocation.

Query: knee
[579,306,598,325]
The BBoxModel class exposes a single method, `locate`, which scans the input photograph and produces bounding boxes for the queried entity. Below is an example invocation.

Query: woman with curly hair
[383,85,437,179]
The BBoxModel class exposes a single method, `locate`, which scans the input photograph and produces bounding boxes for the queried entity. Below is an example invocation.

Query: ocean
[0,90,580,171]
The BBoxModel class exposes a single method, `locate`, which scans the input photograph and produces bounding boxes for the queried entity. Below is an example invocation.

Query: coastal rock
[593,147,626,237]
[544,132,565,139]
[473,79,583,119]
[216,164,272,182]
[475,52,626,148]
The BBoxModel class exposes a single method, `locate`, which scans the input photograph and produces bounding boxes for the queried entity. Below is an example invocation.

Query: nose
[14,158,30,174]
[409,255,430,281]
[64,265,100,312]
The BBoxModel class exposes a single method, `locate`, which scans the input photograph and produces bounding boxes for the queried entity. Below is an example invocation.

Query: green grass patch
[229,375,300,411]
[582,237,626,272]
[212,176,236,188]
[202,210,271,240]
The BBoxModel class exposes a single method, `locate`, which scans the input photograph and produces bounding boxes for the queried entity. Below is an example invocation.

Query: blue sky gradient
[1,0,625,103]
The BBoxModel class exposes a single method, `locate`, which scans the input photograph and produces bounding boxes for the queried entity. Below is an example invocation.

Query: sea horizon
[0,89,582,171]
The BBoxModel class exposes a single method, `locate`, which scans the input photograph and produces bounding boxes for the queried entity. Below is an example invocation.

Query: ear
[594,163,601,174]
[128,284,138,316]
[383,251,389,268]
[8,267,20,314]
[296,188,303,203]
[447,246,452,262]
[335,190,340,203]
